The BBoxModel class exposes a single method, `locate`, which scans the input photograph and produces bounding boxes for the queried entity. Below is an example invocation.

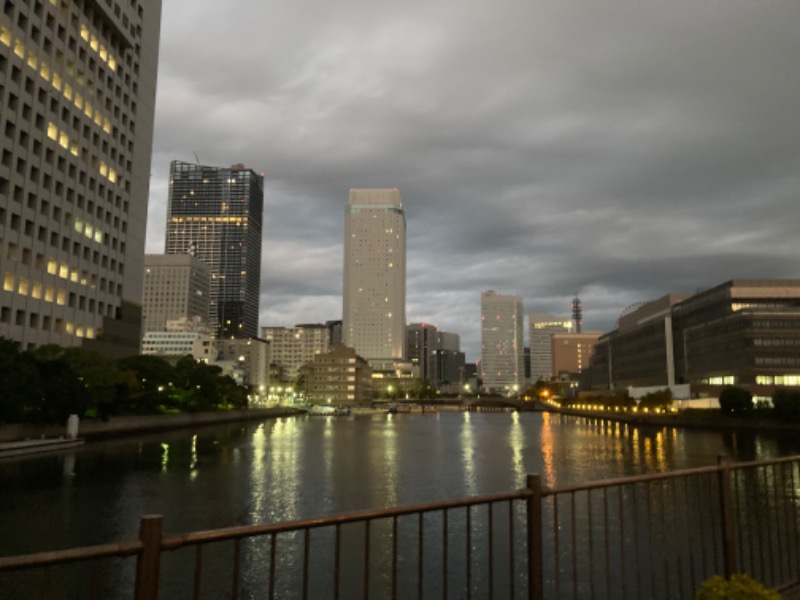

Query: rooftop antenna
[193,151,201,164]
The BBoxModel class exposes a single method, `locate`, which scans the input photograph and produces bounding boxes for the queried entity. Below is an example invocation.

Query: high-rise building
[342,188,406,367]
[407,322,437,382]
[262,324,330,383]
[529,313,574,382]
[481,291,524,394]
[0,1,162,356]
[551,332,601,377]
[165,161,263,339]
[142,254,210,334]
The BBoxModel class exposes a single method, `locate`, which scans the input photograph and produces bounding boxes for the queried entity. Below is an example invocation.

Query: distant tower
[481,291,524,394]
[342,189,406,366]
[572,294,583,333]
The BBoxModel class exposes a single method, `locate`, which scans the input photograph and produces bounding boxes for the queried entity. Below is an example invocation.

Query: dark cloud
[146,0,800,361]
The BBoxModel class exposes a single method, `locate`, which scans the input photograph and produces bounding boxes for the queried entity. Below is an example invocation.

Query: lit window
[3,273,14,292]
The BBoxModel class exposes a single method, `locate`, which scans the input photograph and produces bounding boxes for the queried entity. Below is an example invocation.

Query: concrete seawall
[0,407,305,443]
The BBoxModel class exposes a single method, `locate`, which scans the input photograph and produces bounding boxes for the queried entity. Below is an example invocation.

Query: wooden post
[135,515,163,600]
[527,474,544,600]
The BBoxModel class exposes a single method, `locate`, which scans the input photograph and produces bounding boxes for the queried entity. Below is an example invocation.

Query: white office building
[142,254,210,335]
[0,0,162,356]
[481,291,524,394]
[342,189,406,368]
[530,313,574,382]
[141,330,216,362]
[262,324,329,383]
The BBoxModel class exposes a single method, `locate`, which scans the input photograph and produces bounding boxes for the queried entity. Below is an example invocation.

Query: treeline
[719,386,800,421]
[0,337,247,424]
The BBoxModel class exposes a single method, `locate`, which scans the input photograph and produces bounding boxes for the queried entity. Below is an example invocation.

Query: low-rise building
[301,344,373,407]
[141,331,216,362]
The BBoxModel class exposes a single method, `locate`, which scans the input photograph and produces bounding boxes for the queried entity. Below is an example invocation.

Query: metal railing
[2,455,800,598]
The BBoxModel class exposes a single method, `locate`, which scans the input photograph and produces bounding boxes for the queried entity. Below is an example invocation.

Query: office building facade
[342,188,406,367]
[406,322,436,382]
[529,313,573,382]
[0,0,162,356]
[165,161,263,339]
[262,324,330,383]
[481,291,524,394]
[582,281,800,401]
[301,344,373,407]
[142,253,209,334]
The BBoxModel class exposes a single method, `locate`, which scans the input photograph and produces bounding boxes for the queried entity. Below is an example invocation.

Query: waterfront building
[481,291,524,394]
[215,336,270,400]
[432,330,465,390]
[0,1,162,357]
[165,161,263,339]
[530,313,574,382]
[142,254,209,335]
[551,332,601,378]
[342,189,406,369]
[261,324,329,383]
[141,330,216,362]
[301,344,373,407]
[406,323,437,383]
[581,280,800,401]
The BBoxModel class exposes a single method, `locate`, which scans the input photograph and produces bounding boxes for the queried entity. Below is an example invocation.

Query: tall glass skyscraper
[481,290,524,394]
[165,161,263,339]
[343,188,406,366]
[0,0,162,357]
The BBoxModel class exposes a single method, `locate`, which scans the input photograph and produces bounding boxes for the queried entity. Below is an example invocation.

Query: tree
[772,388,800,421]
[0,337,42,422]
[719,386,753,417]
[638,389,673,412]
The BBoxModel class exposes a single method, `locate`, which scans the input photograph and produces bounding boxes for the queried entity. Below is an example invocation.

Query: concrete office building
[165,161,263,339]
[551,332,601,378]
[142,254,209,335]
[481,291,524,394]
[407,322,437,383]
[262,324,329,383]
[141,330,216,362]
[582,280,800,401]
[301,344,373,407]
[0,0,162,356]
[342,189,406,370]
[530,313,573,382]
[215,336,270,399]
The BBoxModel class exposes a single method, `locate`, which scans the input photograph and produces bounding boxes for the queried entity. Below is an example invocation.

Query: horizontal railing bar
[162,489,532,549]
[544,464,724,495]
[0,540,143,572]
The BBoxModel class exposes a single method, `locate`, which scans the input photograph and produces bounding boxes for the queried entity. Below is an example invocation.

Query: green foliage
[772,388,800,421]
[0,337,253,423]
[695,574,778,600]
[719,386,753,417]
[638,389,673,412]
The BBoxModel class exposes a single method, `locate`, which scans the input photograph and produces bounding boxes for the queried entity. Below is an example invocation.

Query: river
[2,411,799,596]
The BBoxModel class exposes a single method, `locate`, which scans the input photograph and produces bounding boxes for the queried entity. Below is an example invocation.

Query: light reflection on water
[2,411,800,562]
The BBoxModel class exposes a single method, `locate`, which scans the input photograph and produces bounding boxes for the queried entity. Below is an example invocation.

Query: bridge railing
[2,455,800,598]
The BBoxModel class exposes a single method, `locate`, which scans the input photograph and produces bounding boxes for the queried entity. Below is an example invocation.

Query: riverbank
[543,404,800,433]
[0,407,305,443]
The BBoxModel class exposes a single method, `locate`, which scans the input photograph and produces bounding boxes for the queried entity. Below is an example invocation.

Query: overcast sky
[145,0,800,362]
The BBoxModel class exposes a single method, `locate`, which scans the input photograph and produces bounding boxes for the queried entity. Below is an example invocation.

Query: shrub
[718,386,753,416]
[695,574,778,600]
[772,388,800,421]
[638,388,673,412]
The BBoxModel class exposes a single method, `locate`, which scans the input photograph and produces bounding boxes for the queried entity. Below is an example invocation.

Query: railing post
[526,474,544,600]
[717,455,737,578]
[135,515,163,600]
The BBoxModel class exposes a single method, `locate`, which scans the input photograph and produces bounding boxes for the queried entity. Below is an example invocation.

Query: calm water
[2,411,799,596]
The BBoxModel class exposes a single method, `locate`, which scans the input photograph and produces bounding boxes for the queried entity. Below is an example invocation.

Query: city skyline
[144,0,800,362]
